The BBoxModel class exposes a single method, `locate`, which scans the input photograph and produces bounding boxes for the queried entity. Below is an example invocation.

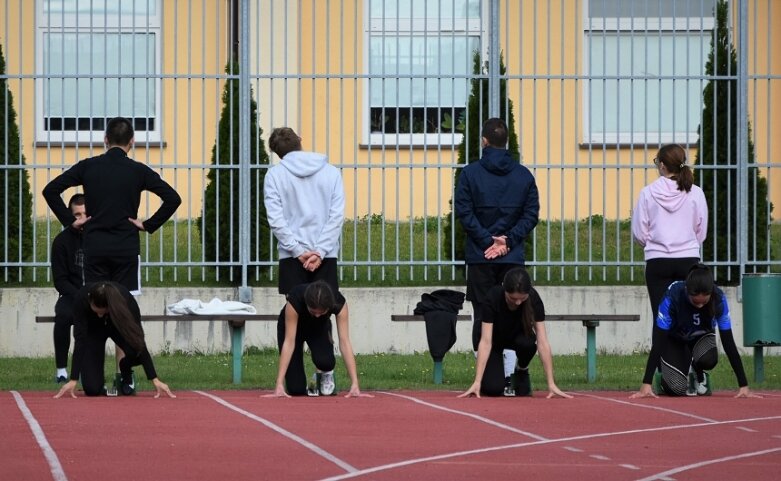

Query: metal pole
[238,0,251,303]
[737,0,749,292]
[488,0,500,118]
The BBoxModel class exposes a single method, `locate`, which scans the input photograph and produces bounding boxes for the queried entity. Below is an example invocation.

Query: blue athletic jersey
[656,281,731,341]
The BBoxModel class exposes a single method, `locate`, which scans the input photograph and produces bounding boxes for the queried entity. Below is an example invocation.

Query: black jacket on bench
[414,290,466,362]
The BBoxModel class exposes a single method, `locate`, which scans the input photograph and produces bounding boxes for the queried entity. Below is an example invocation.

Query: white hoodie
[263,151,345,259]
[631,176,708,260]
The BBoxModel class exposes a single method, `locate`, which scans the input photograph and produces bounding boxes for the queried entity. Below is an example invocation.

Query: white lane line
[590,454,611,461]
[377,391,549,441]
[620,464,641,470]
[736,426,757,432]
[563,446,583,453]
[633,446,781,481]
[575,393,718,422]
[194,390,357,473]
[317,415,781,481]
[11,391,68,481]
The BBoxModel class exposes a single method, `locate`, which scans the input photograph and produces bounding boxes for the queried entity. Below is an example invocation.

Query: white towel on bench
[166,298,257,315]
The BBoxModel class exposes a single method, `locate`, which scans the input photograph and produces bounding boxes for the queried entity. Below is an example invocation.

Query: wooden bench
[391,313,640,383]
[36,314,277,384]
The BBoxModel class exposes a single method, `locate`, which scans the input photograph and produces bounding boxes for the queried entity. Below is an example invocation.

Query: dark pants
[79,331,148,396]
[481,335,537,396]
[86,254,140,293]
[53,295,74,369]
[277,311,336,396]
[660,333,718,396]
[278,257,339,295]
[644,257,699,324]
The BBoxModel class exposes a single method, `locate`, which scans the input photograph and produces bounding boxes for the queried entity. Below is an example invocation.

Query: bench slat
[391,314,639,322]
[35,314,278,323]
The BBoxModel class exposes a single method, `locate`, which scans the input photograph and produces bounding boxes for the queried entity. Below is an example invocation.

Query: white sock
[503,349,517,377]
[56,368,68,378]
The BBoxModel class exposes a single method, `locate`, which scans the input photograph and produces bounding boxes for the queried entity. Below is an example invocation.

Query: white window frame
[363,1,487,147]
[35,1,162,144]
[582,1,715,145]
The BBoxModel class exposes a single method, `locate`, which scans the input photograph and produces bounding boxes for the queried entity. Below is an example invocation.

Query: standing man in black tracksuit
[50,193,87,383]
[43,117,182,294]
[43,117,181,383]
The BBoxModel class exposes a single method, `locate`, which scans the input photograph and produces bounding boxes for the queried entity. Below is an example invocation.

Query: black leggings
[481,335,537,396]
[53,296,74,369]
[277,313,336,396]
[79,332,147,396]
[644,257,699,325]
[660,333,718,396]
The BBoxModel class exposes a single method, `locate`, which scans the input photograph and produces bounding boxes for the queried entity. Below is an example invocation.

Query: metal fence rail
[0,0,778,287]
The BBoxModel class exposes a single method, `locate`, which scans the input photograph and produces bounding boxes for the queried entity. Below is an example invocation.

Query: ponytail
[656,144,694,192]
[88,282,145,352]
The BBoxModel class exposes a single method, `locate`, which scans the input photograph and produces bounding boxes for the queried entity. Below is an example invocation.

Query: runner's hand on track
[152,378,176,398]
[54,380,78,399]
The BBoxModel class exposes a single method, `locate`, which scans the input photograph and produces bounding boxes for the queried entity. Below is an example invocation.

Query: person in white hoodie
[632,144,709,328]
[264,127,345,295]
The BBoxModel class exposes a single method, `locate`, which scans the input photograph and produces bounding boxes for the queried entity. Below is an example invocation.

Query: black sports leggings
[660,333,718,396]
[480,335,537,396]
[79,332,147,396]
[277,314,337,396]
[53,296,74,369]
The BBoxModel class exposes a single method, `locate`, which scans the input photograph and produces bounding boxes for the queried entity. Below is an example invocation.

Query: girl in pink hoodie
[632,144,709,326]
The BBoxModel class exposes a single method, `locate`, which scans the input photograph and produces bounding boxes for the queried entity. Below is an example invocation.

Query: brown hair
[268,127,302,159]
[656,144,694,192]
[502,267,535,337]
[88,282,145,351]
[481,117,509,148]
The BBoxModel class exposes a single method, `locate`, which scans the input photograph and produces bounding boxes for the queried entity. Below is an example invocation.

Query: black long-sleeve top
[70,283,157,381]
[51,226,85,297]
[42,147,182,257]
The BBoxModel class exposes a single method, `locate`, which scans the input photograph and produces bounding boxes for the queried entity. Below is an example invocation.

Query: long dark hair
[502,267,535,337]
[304,280,337,312]
[88,282,145,351]
[685,263,717,317]
[656,144,694,192]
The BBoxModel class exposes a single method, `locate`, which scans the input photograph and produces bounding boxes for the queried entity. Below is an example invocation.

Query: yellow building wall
[1,1,230,218]
[2,0,779,222]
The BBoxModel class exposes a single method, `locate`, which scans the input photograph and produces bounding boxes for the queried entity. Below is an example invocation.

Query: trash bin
[741,273,781,383]
[742,273,781,347]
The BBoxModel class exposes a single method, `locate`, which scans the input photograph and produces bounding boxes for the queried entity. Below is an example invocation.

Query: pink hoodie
[631,176,708,260]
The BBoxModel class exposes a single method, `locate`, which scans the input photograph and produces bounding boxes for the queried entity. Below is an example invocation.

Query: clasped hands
[484,235,509,260]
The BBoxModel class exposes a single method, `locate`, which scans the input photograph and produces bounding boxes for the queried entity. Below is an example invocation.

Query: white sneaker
[319,371,335,396]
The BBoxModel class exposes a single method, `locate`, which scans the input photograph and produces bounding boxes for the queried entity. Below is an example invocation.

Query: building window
[366,0,483,146]
[584,0,716,145]
[36,0,160,143]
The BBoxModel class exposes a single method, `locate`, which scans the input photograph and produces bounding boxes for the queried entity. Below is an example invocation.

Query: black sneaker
[120,370,136,396]
[55,375,68,384]
[503,376,516,396]
[514,368,532,397]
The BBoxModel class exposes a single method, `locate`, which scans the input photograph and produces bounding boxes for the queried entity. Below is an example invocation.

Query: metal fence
[1,0,778,288]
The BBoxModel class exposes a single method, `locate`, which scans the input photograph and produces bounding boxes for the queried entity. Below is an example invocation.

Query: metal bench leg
[231,322,245,384]
[583,321,600,383]
[433,361,443,384]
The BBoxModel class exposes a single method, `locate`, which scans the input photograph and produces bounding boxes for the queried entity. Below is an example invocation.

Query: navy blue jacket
[454,147,539,264]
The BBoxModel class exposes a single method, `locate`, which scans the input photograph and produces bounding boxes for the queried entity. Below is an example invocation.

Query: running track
[3,390,780,481]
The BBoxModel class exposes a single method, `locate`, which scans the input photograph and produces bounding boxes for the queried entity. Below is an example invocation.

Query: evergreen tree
[696,0,773,281]
[199,62,270,283]
[444,51,521,266]
[0,44,34,282]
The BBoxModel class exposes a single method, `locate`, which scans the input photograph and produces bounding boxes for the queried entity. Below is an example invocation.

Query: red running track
[2,389,780,481]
